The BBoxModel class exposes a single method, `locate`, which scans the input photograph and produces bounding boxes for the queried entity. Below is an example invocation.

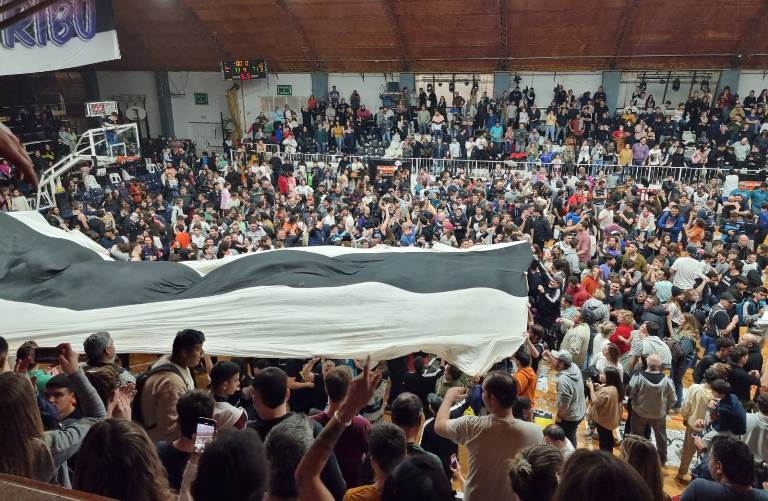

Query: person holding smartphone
[0,343,106,487]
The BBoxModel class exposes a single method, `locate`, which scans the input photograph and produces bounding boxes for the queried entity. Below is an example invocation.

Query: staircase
[32,123,141,211]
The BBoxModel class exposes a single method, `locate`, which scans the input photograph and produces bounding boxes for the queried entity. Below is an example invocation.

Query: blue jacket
[657,211,685,241]
[759,210,768,230]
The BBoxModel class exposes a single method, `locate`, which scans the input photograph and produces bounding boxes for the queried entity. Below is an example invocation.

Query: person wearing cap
[542,349,586,449]
[700,293,740,355]
[82,331,136,385]
[627,353,676,465]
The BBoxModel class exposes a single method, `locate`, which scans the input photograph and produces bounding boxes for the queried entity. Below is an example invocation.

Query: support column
[494,72,510,98]
[311,72,329,101]
[399,72,415,93]
[80,69,99,101]
[715,69,740,100]
[602,71,621,114]
[155,70,174,137]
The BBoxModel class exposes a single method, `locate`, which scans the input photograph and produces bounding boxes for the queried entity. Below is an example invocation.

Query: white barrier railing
[274,152,764,187]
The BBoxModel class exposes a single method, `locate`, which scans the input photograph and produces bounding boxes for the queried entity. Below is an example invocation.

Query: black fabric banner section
[0,214,532,311]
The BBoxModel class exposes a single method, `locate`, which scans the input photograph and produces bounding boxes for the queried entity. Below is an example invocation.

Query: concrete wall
[738,70,768,100]
[96,70,161,137]
[328,73,397,109]
[508,72,604,108]
[166,72,232,150]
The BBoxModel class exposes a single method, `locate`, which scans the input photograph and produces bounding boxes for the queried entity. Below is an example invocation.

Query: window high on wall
[415,74,494,104]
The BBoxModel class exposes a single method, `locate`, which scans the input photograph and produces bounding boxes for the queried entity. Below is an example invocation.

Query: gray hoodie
[556,363,586,421]
[628,370,676,420]
[744,412,768,462]
[36,368,107,487]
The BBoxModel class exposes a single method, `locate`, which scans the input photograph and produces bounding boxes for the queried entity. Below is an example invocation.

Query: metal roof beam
[273,0,320,71]
[610,0,638,68]
[497,0,508,70]
[381,0,409,71]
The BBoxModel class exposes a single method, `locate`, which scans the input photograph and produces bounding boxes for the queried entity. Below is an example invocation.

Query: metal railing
[274,152,763,187]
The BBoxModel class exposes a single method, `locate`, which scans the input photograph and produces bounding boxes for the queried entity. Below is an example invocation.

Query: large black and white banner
[0,0,120,76]
[0,212,533,374]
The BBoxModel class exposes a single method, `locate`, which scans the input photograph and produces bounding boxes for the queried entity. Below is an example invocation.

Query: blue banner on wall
[0,0,121,76]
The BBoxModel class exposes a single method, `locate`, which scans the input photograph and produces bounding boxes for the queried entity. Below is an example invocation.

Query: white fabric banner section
[1,283,528,375]
[0,30,120,76]
[179,240,523,275]
[6,211,112,260]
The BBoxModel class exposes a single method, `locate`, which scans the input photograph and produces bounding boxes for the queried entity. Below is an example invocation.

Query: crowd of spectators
[1,316,768,501]
[1,81,768,501]
[245,82,768,178]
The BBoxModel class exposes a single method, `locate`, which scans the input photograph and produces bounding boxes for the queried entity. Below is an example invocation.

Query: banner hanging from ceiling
[0,0,121,76]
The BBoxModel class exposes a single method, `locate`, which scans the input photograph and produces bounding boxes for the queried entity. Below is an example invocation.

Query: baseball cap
[550,350,573,364]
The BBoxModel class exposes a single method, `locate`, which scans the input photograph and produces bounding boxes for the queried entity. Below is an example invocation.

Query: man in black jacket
[727,346,761,409]
[693,337,735,383]
[530,206,552,248]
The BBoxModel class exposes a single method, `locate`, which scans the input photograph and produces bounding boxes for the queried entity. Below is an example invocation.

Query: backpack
[666,335,685,362]
[704,304,728,338]
[132,364,184,427]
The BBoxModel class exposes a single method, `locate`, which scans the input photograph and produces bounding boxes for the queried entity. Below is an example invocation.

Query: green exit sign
[276,84,292,96]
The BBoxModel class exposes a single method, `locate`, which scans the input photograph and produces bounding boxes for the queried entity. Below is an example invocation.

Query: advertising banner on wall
[0,0,121,76]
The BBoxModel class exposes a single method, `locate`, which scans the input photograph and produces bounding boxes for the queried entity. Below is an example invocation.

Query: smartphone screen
[33,347,61,364]
[450,453,458,470]
[193,418,216,454]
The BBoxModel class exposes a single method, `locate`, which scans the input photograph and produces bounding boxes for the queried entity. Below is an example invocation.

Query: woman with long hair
[0,343,106,486]
[671,312,700,410]
[586,366,624,452]
[552,449,652,501]
[508,444,563,501]
[74,419,171,501]
[593,341,623,381]
[620,435,670,501]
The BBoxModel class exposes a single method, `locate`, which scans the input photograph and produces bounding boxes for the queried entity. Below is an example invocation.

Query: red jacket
[567,285,592,308]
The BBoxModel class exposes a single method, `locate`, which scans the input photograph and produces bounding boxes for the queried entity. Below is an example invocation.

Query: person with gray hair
[627,353,676,465]
[82,331,135,385]
[265,413,315,500]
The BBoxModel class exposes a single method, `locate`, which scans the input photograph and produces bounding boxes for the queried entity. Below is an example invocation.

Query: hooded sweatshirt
[744,412,768,462]
[556,363,586,421]
[628,370,676,419]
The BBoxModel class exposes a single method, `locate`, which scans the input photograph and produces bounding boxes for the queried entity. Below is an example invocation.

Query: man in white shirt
[435,372,543,501]
[340,206,355,234]
[597,202,615,231]
[670,255,712,290]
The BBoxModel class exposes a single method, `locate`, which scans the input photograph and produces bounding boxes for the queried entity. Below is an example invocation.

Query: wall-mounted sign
[194,93,209,105]
[0,0,122,76]
[276,85,292,96]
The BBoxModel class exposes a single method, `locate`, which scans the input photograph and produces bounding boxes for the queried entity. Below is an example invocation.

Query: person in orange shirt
[171,223,192,259]
[685,218,706,249]
[513,348,537,406]
[581,266,604,295]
